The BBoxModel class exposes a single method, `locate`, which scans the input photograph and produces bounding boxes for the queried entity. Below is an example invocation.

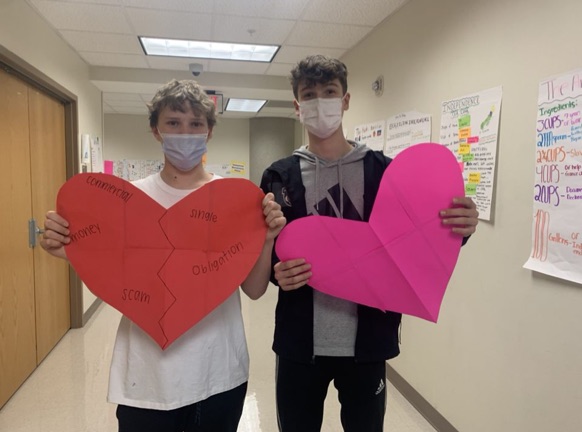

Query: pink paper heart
[275,143,464,322]
[57,174,267,348]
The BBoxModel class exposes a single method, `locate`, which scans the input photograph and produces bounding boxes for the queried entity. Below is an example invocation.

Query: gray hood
[293,141,370,217]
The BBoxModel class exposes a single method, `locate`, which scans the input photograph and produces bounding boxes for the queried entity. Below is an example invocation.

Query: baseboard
[82,298,103,326]
[386,364,458,432]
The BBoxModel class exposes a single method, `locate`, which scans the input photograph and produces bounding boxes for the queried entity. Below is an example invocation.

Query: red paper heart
[57,174,267,349]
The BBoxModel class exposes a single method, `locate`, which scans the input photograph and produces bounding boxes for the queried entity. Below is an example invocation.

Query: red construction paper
[57,174,267,349]
[275,143,464,322]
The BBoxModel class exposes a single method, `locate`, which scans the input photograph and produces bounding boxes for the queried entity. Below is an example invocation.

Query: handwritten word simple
[121,289,150,304]
[70,224,101,243]
[192,242,244,275]
[86,176,134,203]
[190,209,218,223]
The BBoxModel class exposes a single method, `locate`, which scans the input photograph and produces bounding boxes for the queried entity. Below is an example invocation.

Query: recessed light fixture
[225,98,267,113]
[139,37,279,62]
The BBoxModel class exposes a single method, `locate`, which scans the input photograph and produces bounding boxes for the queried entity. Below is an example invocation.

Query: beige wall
[0,0,103,314]
[104,114,251,178]
[342,0,582,430]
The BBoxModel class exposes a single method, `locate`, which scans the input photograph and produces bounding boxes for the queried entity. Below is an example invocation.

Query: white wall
[0,0,103,314]
[342,0,582,430]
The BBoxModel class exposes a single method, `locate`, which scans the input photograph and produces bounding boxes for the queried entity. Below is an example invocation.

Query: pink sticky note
[104,160,114,174]
[275,143,465,322]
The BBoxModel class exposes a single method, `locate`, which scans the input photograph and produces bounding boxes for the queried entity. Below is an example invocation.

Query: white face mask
[159,132,207,172]
[298,97,344,139]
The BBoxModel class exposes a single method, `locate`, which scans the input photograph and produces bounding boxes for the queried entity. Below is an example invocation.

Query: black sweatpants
[276,356,387,432]
[116,381,247,432]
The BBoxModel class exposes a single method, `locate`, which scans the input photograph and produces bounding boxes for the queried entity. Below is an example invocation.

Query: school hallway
[0,286,436,432]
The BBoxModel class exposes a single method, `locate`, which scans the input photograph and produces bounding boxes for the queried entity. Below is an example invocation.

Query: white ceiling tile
[273,46,346,64]
[30,1,131,33]
[212,0,310,20]
[208,60,269,75]
[146,56,209,72]
[302,0,408,26]
[126,8,212,40]
[122,0,214,12]
[286,21,372,49]
[212,15,294,45]
[80,52,149,67]
[60,31,142,54]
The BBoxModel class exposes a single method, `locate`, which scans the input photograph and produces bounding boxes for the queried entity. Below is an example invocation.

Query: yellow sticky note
[468,172,481,183]
[458,144,471,155]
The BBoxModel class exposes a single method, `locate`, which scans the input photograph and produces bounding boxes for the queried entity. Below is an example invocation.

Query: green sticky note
[462,153,474,162]
[465,183,477,195]
[458,115,471,128]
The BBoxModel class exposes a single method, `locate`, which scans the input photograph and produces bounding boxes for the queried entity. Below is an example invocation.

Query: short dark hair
[147,79,217,129]
[289,55,348,99]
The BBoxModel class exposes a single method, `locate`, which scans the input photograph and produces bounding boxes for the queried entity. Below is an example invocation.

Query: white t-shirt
[107,173,249,410]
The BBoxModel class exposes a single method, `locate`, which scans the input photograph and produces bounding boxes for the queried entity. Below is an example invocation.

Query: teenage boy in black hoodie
[260,55,478,432]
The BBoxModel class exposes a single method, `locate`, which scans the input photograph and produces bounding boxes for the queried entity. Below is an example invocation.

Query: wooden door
[0,69,37,408]
[28,87,70,363]
[0,69,70,408]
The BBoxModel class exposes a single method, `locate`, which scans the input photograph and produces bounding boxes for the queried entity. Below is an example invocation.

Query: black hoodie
[260,148,402,363]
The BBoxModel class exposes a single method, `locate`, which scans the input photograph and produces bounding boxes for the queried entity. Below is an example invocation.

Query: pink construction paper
[275,143,465,322]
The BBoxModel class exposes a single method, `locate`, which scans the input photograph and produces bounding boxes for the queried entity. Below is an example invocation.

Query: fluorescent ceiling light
[226,98,267,113]
[139,37,279,62]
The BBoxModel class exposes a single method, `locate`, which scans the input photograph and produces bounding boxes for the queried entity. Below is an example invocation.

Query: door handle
[28,218,45,248]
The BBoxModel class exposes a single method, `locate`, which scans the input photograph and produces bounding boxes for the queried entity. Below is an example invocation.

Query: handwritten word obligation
[70,224,101,243]
[192,242,244,275]
[86,176,133,203]
[190,209,218,223]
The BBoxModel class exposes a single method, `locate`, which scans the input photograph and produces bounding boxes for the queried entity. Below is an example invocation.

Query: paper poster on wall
[523,69,582,285]
[440,86,502,221]
[80,134,91,173]
[354,120,386,151]
[90,137,104,173]
[112,160,164,181]
[384,111,432,157]
[205,162,247,178]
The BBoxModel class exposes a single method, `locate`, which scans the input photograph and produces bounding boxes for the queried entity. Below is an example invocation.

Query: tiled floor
[0,286,437,432]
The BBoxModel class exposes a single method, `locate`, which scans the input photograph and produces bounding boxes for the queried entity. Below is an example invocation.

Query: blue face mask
[159,132,207,172]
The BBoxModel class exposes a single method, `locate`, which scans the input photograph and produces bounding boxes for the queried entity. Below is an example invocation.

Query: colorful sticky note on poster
[275,143,464,322]
[57,174,267,349]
